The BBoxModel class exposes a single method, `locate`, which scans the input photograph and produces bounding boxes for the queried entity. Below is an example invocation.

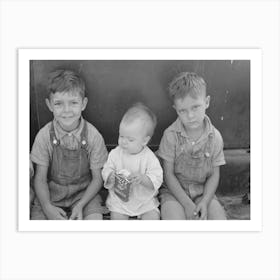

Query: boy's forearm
[77,177,102,208]
[201,167,220,205]
[34,179,52,209]
[165,173,195,209]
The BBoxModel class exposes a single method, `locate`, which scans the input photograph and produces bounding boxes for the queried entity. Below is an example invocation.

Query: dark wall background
[30,60,250,150]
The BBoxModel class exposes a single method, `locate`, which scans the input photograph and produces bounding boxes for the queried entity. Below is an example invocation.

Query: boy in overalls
[31,70,108,220]
[158,72,227,220]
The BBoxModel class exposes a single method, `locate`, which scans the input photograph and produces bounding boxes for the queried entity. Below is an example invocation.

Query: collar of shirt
[53,117,84,150]
[170,115,214,144]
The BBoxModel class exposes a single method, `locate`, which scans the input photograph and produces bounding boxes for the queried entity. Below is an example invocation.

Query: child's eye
[71,101,79,105]
[54,102,62,106]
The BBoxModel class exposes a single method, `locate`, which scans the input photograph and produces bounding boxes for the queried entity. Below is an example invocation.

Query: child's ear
[82,97,88,111]
[45,98,53,112]
[205,95,210,109]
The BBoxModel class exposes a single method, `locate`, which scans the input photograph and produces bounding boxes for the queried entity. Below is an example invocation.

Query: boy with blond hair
[158,72,227,220]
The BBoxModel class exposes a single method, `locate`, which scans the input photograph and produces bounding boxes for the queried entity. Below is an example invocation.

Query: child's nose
[63,103,71,112]
[187,111,194,119]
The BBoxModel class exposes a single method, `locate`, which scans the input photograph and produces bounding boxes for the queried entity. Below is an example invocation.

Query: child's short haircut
[168,72,206,101]
[122,103,157,137]
[47,69,86,99]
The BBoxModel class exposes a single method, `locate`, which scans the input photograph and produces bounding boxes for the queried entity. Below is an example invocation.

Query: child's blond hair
[168,72,206,101]
[122,103,157,137]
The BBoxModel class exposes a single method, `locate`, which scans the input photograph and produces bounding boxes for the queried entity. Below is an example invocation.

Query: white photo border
[18,48,261,232]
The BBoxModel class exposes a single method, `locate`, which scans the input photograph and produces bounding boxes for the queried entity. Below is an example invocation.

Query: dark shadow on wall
[30,60,250,150]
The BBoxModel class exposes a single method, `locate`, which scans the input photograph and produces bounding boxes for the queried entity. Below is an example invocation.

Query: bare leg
[140,209,160,220]
[110,211,129,220]
[207,199,227,220]
[194,196,227,220]
[160,200,186,220]
[84,213,103,220]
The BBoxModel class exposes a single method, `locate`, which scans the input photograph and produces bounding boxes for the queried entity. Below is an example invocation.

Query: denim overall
[47,122,91,207]
[173,130,214,200]
[31,121,99,219]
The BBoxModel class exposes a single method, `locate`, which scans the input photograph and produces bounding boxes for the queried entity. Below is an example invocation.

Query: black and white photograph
[1,1,279,280]
[18,49,261,231]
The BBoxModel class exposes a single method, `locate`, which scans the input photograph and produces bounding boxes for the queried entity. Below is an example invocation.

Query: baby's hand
[70,204,83,220]
[128,172,145,185]
[106,172,116,189]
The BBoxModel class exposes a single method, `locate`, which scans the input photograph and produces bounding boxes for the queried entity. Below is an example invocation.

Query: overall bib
[174,131,214,200]
[31,121,102,219]
[160,129,215,204]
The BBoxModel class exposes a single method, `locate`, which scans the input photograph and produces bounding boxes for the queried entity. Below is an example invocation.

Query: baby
[102,103,163,220]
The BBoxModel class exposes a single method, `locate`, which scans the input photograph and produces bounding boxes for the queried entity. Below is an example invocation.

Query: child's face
[173,94,210,131]
[46,90,88,132]
[118,120,150,154]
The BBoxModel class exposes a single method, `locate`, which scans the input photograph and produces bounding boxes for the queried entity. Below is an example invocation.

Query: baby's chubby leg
[140,209,160,220]
[110,212,129,220]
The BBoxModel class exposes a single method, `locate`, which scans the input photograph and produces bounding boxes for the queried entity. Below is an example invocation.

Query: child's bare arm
[70,168,103,219]
[194,166,220,219]
[163,159,196,219]
[129,173,154,190]
[34,164,67,220]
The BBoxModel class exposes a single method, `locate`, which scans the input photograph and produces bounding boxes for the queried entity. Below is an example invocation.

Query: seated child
[102,103,163,220]
[157,72,227,220]
[30,69,108,220]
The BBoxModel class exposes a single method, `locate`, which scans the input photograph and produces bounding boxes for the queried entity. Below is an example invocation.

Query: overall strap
[205,129,215,158]
[176,131,186,146]
[49,122,60,147]
[80,121,88,150]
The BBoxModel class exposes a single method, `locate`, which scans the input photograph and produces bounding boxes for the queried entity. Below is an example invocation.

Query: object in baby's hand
[114,169,131,202]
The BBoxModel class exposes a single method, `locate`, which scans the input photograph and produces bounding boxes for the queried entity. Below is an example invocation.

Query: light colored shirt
[31,117,108,170]
[102,146,163,216]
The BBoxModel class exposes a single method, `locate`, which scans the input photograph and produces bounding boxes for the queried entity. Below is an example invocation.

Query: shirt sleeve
[30,124,52,167]
[157,130,176,162]
[145,152,163,191]
[212,129,226,167]
[87,124,108,170]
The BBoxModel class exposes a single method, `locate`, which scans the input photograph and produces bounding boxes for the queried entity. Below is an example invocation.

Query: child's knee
[84,213,103,220]
[208,199,227,220]
[161,201,186,220]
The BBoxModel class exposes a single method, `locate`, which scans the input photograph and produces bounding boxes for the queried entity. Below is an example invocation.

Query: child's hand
[128,172,145,185]
[106,172,116,189]
[193,200,208,220]
[70,204,83,220]
[44,204,67,220]
[184,203,198,220]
